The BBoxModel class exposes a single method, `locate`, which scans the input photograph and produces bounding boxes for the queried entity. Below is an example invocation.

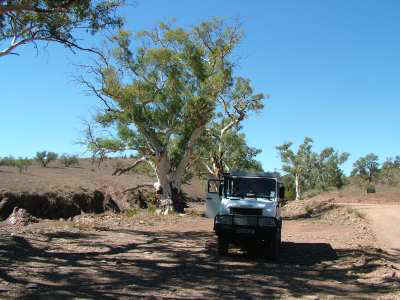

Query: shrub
[125,208,139,218]
[304,204,314,217]
[147,203,157,215]
[35,151,58,167]
[14,157,32,174]
[60,154,79,167]
[0,155,16,167]
[366,185,376,194]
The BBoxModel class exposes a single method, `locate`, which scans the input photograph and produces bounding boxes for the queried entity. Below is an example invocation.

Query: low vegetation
[0,156,32,174]
[35,151,58,167]
[60,154,79,168]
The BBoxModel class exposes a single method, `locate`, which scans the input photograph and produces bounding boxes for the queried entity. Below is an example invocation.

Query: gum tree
[0,0,125,58]
[194,77,265,179]
[351,153,380,193]
[194,122,263,179]
[79,19,244,213]
[276,137,314,201]
[276,137,349,200]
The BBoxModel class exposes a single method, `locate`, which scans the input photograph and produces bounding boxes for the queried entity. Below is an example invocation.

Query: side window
[207,180,221,194]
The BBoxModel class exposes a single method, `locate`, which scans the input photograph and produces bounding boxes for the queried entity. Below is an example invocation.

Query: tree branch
[175,125,204,184]
[0,37,34,57]
[0,0,80,15]
[122,183,155,193]
[112,156,148,176]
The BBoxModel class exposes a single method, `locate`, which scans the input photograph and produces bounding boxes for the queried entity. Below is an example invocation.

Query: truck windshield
[225,177,276,199]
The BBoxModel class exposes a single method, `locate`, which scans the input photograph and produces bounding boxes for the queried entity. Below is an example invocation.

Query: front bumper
[214,214,281,241]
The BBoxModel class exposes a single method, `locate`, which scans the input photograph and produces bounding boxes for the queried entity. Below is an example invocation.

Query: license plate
[236,228,255,234]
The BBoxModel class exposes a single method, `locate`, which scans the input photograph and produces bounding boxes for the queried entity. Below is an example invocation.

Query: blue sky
[1,0,399,175]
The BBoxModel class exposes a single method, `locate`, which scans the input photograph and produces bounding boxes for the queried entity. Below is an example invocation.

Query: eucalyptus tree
[351,153,380,192]
[0,0,125,58]
[381,156,400,185]
[194,121,263,179]
[194,76,265,179]
[79,19,244,213]
[311,147,349,190]
[276,137,314,200]
[277,137,349,200]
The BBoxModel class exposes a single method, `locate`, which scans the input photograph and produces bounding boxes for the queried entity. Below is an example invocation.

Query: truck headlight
[216,215,232,225]
[258,217,276,227]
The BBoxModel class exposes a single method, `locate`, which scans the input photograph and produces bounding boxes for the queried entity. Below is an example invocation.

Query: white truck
[206,171,284,259]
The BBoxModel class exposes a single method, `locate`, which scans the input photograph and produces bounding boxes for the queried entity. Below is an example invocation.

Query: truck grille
[230,207,262,216]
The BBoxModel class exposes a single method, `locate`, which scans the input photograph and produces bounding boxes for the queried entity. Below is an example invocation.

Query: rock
[5,207,38,226]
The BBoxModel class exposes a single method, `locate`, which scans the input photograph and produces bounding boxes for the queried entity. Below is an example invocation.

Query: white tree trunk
[153,153,174,214]
[295,174,301,201]
[150,126,205,214]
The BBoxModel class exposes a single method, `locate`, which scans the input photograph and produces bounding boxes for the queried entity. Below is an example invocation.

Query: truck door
[205,179,223,218]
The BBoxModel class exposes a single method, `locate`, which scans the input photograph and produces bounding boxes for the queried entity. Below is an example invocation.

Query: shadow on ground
[0,229,398,299]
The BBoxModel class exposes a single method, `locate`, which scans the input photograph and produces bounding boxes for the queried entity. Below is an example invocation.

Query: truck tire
[217,236,229,256]
[269,227,281,260]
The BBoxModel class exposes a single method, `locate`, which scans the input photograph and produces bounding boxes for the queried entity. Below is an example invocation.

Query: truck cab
[206,171,284,259]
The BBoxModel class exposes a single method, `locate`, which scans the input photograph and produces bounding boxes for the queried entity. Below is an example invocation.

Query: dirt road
[337,203,400,255]
[0,204,399,299]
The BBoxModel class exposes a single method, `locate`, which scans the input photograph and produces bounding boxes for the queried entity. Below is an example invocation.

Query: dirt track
[0,204,399,299]
[338,203,400,254]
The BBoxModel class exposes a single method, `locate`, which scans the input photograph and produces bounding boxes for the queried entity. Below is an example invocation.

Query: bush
[14,157,32,174]
[35,151,58,167]
[366,185,376,194]
[0,155,16,167]
[60,154,79,167]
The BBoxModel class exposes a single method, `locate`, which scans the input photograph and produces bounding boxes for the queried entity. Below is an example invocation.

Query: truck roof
[224,170,282,182]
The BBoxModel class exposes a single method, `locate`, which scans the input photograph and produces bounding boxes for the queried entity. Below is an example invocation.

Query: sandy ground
[0,203,399,299]
[337,203,400,255]
[1,164,399,298]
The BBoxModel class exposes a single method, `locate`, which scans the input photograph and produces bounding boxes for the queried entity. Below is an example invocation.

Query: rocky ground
[0,162,399,298]
[0,203,398,299]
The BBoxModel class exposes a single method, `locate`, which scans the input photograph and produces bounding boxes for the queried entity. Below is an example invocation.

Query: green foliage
[14,157,32,174]
[79,122,125,168]
[351,153,379,183]
[35,151,58,167]
[276,137,349,200]
[366,185,376,193]
[60,154,79,168]
[0,156,32,173]
[0,0,125,58]
[147,203,157,215]
[281,175,296,201]
[350,153,381,194]
[380,156,400,186]
[124,208,139,218]
[194,124,264,179]
[79,18,246,200]
[304,204,314,216]
[0,155,16,167]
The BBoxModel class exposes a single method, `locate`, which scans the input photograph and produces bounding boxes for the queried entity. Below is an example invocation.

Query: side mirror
[219,184,224,196]
[279,186,285,199]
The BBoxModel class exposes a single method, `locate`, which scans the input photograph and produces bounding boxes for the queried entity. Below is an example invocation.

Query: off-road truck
[206,171,284,259]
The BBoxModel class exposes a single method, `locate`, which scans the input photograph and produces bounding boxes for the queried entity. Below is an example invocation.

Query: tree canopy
[193,76,265,179]
[0,0,125,57]
[79,19,253,213]
[277,137,349,200]
[194,121,263,179]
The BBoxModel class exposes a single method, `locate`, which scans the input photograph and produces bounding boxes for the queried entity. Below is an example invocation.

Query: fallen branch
[123,183,154,194]
[112,156,147,176]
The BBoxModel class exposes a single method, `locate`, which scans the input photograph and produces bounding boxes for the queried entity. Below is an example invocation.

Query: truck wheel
[217,237,229,256]
[269,228,281,260]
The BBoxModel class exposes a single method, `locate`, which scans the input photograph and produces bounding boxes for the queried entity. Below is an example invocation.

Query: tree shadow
[0,229,398,299]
